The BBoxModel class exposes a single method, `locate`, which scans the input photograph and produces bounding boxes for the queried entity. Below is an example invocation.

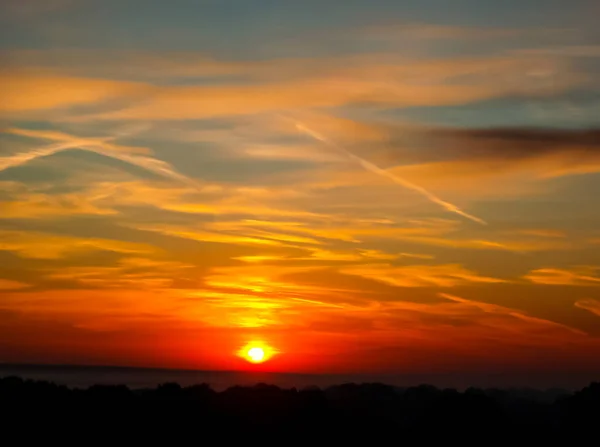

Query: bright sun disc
[238,341,277,364]
[247,347,265,363]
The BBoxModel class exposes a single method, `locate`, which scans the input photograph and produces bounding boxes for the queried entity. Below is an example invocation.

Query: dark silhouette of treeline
[2,376,598,442]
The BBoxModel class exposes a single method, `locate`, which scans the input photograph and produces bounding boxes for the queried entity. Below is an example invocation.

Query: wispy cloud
[0,70,148,113]
[339,264,505,288]
[439,293,585,335]
[1,48,580,123]
[513,229,567,238]
[524,267,600,286]
[1,127,200,188]
[0,189,116,219]
[205,217,567,253]
[0,230,156,259]
[575,299,600,317]
[130,224,294,248]
[44,257,195,289]
[0,279,30,290]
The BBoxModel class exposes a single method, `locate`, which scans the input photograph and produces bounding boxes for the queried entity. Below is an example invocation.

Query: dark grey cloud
[357,126,600,168]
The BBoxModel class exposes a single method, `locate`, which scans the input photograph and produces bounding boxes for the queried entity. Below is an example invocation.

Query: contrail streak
[0,127,199,188]
[288,118,486,225]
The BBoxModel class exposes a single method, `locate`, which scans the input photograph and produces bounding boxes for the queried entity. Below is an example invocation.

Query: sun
[238,341,277,364]
[247,347,265,363]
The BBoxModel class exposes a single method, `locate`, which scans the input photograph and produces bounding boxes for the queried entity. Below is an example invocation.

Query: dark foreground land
[2,376,599,442]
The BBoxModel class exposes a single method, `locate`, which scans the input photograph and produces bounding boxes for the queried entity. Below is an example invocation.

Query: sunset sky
[1,0,600,377]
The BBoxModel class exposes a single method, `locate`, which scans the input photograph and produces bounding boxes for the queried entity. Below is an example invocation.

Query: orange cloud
[2,47,582,122]
[514,229,567,238]
[294,248,400,262]
[44,257,194,289]
[88,82,490,121]
[0,178,209,220]
[339,263,506,288]
[160,202,322,219]
[387,235,570,252]
[203,264,325,294]
[242,143,342,162]
[293,291,592,371]
[0,70,148,112]
[203,217,569,254]
[88,57,583,121]
[438,293,584,335]
[524,267,600,285]
[0,230,156,259]
[206,218,453,245]
[0,193,116,219]
[575,299,600,316]
[130,225,296,248]
[0,279,30,290]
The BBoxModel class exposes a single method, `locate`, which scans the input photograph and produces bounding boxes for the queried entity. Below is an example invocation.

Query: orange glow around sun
[238,341,277,364]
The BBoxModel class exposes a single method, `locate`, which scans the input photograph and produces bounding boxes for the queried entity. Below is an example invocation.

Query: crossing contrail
[287,117,486,225]
[0,126,199,188]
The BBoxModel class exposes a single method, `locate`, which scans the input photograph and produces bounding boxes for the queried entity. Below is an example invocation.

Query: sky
[1,0,600,379]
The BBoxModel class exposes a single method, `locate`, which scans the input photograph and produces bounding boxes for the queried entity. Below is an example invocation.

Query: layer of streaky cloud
[200,264,365,308]
[129,224,303,249]
[575,299,600,317]
[1,48,585,121]
[0,42,575,83]
[205,218,569,253]
[439,293,585,335]
[234,248,405,264]
[0,69,149,113]
[0,279,30,290]
[0,182,118,218]
[0,127,199,187]
[205,217,454,245]
[339,263,505,288]
[90,81,505,121]
[513,229,567,238]
[45,257,195,290]
[524,267,600,286]
[0,230,156,259]
[242,144,342,163]
[300,290,592,349]
[90,59,585,121]
[0,179,200,219]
